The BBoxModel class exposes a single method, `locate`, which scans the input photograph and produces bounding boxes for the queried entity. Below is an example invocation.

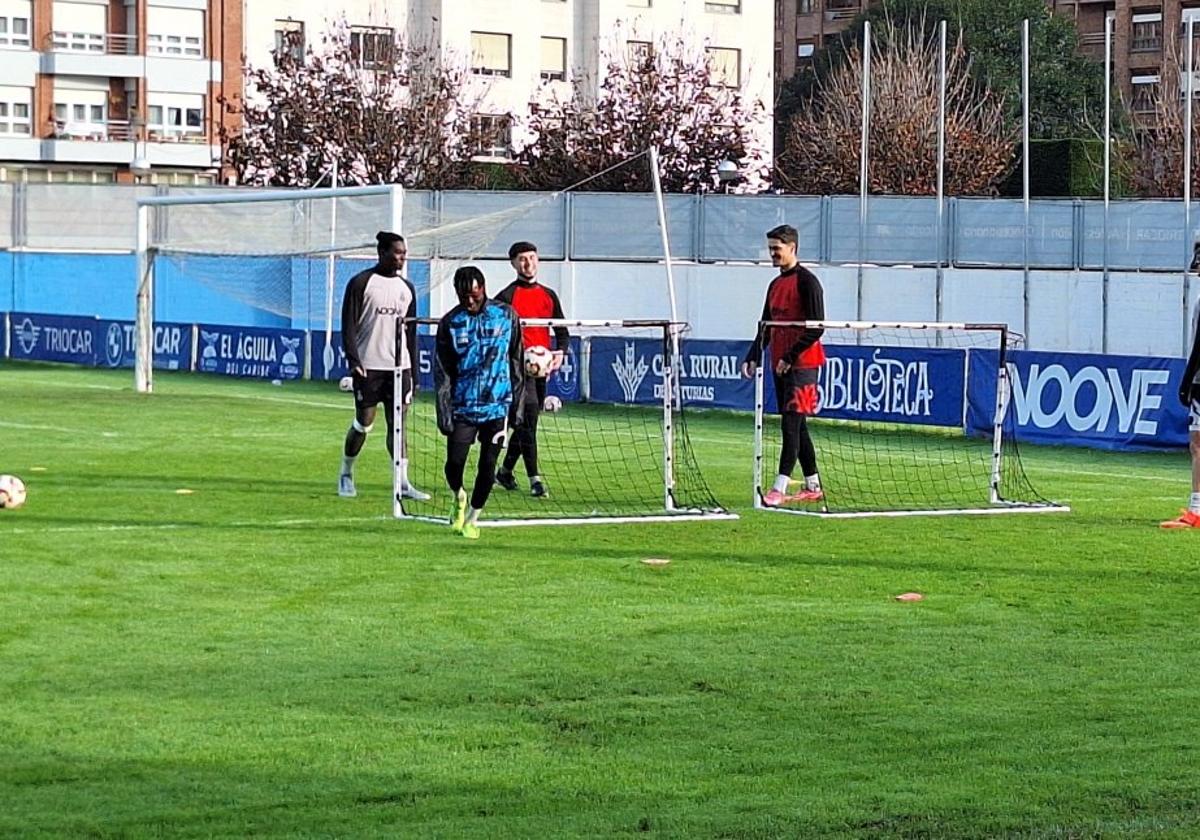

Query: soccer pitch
[3,362,1200,838]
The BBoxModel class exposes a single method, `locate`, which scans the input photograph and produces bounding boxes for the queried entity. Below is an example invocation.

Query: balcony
[53,119,134,142]
[49,31,135,54]
[41,31,145,78]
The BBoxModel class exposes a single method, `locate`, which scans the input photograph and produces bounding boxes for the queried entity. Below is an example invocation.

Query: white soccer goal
[396,317,736,527]
[752,320,1068,518]
[134,184,404,394]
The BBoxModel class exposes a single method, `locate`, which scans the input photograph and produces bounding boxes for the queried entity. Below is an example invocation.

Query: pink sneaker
[762,489,787,507]
[793,488,824,503]
[1161,510,1200,529]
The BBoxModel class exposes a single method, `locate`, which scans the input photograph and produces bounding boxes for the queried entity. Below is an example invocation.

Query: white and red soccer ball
[0,474,26,510]
[524,345,553,379]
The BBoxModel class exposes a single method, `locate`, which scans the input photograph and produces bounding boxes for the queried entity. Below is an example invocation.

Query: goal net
[398,318,733,526]
[752,320,1066,518]
[133,183,569,392]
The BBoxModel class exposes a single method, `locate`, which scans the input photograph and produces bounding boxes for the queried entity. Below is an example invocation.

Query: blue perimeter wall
[1,251,1193,452]
[0,252,430,327]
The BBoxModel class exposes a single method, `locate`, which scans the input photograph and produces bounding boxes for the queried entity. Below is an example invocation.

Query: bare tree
[779,19,1014,196]
[515,32,769,193]
[222,22,494,188]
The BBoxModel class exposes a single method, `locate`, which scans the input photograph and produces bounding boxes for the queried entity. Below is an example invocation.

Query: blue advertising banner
[818,344,965,427]
[590,337,750,408]
[966,349,1190,450]
[195,324,305,380]
[589,337,966,427]
[9,312,97,366]
[96,319,192,371]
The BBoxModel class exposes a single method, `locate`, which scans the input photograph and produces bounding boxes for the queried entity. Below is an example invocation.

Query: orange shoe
[1160,510,1200,529]
[792,488,825,503]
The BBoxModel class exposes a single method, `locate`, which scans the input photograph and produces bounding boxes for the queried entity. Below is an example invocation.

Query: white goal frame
[394,317,739,528]
[133,184,403,394]
[751,319,1069,519]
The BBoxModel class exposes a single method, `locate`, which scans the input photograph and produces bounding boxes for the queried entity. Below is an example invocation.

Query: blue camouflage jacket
[434,298,526,431]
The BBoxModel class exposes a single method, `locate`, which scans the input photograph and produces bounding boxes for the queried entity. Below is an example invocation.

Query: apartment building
[244,0,774,163]
[0,0,241,184]
[1051,0,1200,119]
[774,0,865,83]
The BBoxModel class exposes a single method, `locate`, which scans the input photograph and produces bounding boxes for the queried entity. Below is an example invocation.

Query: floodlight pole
[1186,18,1195,357]
[1021,19,1031,344]
[857,20,872,321]
[935,20,947,324]
[1102,14,1112,354]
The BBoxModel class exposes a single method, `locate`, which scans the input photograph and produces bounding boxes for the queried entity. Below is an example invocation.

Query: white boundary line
[401,512,740,528]
[757,504,1071,519]
[3,514,394,536]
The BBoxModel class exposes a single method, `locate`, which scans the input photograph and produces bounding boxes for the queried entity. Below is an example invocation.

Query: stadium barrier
[4,311,1191,452]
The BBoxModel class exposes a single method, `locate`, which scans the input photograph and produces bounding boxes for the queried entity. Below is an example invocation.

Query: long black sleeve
[744,295,772,367]
[507,305,527,429]
[783,272,825,365]
[1182,311,1200,406]
[433,312,458,435]
[403,278,418,384]
[340,272,369,372]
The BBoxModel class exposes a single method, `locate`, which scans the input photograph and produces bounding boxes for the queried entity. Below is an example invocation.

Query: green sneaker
[449,488,467,532]
[460,521,480,540]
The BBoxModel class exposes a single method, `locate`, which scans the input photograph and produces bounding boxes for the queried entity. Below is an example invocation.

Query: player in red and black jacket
[742,224,826,508]
[493,240,569,498]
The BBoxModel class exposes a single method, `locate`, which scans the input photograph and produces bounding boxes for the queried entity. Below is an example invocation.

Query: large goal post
[134,184,404,394]
[396,317,735,526]
[752,320,1068,518]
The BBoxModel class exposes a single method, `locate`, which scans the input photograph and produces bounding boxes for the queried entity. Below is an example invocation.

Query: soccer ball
[543,395,563,413]
[339,376,354,392]
[0,474,27,510]
[524,345,553,378]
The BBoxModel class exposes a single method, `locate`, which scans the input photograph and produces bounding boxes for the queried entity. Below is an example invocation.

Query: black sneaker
[495,469,518,491]
[530,479,548,498]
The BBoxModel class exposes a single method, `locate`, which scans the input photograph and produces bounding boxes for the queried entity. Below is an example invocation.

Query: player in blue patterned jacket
[434,266,526,539]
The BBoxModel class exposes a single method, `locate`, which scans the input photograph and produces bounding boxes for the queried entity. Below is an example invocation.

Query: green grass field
[3,362,1200,839]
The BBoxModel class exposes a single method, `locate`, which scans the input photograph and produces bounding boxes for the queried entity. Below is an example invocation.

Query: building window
[274,19,305,62]
[148,6,204,57]
[706,46,741,88]
[798,0,814,13]
[471,114,512,159]
[0,93,31,135]
[627,40,653,65]
[797,40,815,60]
[53,87,108,138]
[148,94,205,141]
[705,0,740,13]
[1131,74,1159,114]
[0,16,32,48]
[1131,12,1162,52]
[540,36,566,81]
[350,25,393,70]
[471,31,511,77]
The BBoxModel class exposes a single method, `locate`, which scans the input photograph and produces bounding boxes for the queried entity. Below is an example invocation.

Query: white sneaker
[401,483,431,501]
[338,474,357,498]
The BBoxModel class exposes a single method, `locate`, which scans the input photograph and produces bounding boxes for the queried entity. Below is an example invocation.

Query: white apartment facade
[243,0,774,165]
[0,0,240,184]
